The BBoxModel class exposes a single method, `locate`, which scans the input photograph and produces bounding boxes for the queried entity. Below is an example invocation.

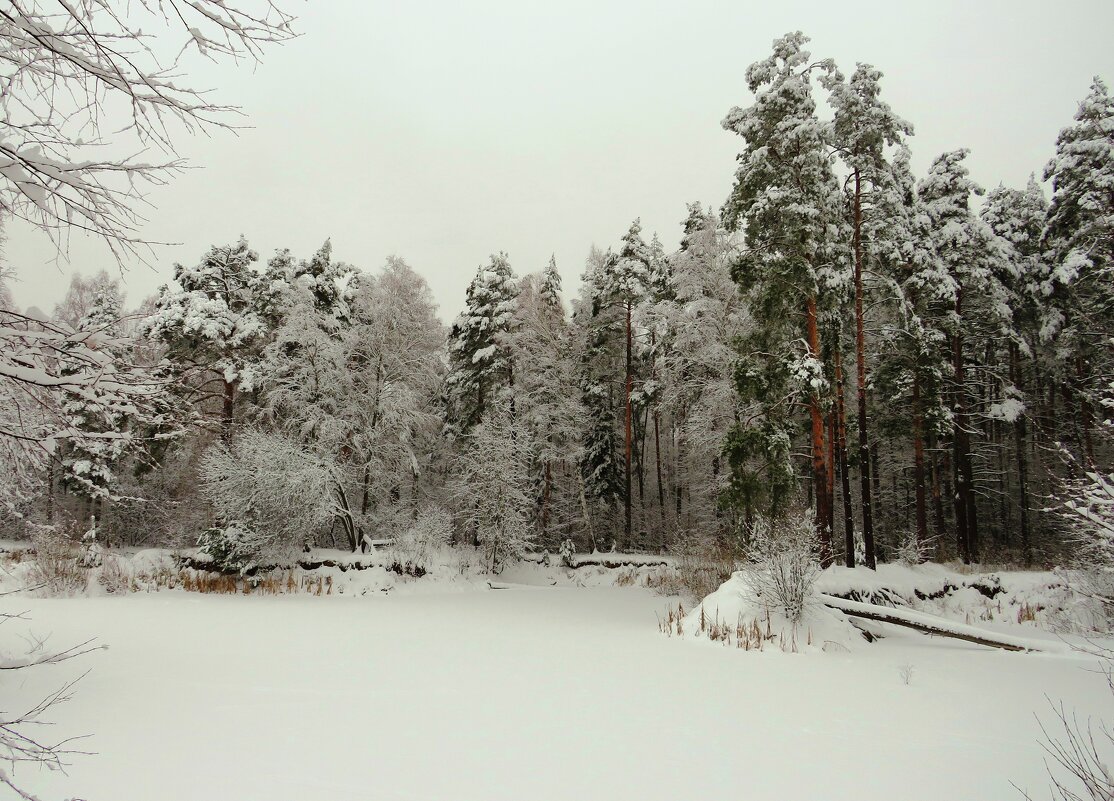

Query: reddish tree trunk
[805,295,833,567]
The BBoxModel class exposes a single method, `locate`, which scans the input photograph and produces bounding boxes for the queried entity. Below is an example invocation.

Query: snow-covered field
[6,582,1109,801]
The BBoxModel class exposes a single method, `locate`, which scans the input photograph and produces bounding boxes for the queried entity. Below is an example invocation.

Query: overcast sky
[4,0,1113,319]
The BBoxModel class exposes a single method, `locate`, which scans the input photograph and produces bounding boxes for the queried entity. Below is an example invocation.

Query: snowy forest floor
[4,571,1111,801]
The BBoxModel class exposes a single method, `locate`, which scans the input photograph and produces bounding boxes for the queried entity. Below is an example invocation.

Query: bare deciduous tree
[0,0,296,260]
[0,597,105,800]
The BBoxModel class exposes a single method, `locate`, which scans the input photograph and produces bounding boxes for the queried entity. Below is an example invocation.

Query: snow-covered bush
[894,530,934,566]
[200,428,358,560]
[196,522,264,574]
[389,506,453,575]
[740,512,821,625]
[1059,464,1114,631]
[559,538,576,568]
[450,408,535,573]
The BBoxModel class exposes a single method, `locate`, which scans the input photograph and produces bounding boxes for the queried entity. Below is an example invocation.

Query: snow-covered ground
[5,582,1109,801]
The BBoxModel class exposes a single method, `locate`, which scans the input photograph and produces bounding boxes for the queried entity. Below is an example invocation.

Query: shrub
[894,530,935,566]
[740,512,821,625]
[648,531,739,602]
[196,522,263,574]
[28,526,87,596]
[388,505,453,575]
[200,428,354,554]
[559,538,576,568]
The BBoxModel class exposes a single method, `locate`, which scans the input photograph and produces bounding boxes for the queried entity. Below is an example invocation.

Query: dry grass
[28,528,87,596]
[614,568,639,587]
[657,602,686,637]
[1017,601,1040,624]
[97,557,136,594]
[658,600,807,652]
[646,542,738,602]
[173,569,336,596]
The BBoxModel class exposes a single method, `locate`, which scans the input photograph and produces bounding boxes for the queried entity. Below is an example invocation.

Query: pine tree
[261,239,359,330]
[981,177,1048,563]
[604,219,652,548]
[1042,78,1114,465]
[918,150,1012,562]
[145,237,268,443]
[826,62,913,569]
[721,31,842,563]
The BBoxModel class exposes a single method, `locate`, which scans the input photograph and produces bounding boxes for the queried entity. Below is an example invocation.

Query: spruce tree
[444,253,519,436]
[576,247,624,549]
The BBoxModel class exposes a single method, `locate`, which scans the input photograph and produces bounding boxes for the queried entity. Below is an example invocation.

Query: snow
[987,396,1025,423]
[682,571,866,652]
[5,581,1110,801]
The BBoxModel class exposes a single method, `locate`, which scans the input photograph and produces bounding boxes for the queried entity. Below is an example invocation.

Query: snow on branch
[0,0,296,259]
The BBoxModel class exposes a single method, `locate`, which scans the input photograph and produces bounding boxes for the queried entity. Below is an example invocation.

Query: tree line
[1,31,1110,572]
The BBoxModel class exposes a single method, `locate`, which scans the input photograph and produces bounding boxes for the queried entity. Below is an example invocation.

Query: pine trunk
[1078,355,1095,465]
[654,411,665,532]
[805,295,833,567]
[852,168,876,569]
[1010,343,1032,565]
[912,366,928,558]
[624,300,633,549]
[540,460,553,539]
[952,289,977,563]
[221,378,235,444]
[834,347,855,567]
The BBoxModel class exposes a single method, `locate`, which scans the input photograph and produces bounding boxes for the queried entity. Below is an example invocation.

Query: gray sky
[5,0,1113,319]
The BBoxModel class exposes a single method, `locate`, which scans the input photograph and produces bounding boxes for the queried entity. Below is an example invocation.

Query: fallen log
[819,594,1065,654]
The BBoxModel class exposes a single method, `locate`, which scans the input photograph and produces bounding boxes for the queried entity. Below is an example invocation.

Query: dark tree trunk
[912,366,928,559]
[1078,355,1095,466]
[951,290,978,563]
[833,347,855,567]
[540,460,552,539]
[624,300,633,549]
[654,411,665,531]
[930,441,946,544]
[674,424,683,522]
[221,378,235,444]
[826,408,837,543]
[871,443,882,557]
[852,169,876,569]
[1011,343,1032,565]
